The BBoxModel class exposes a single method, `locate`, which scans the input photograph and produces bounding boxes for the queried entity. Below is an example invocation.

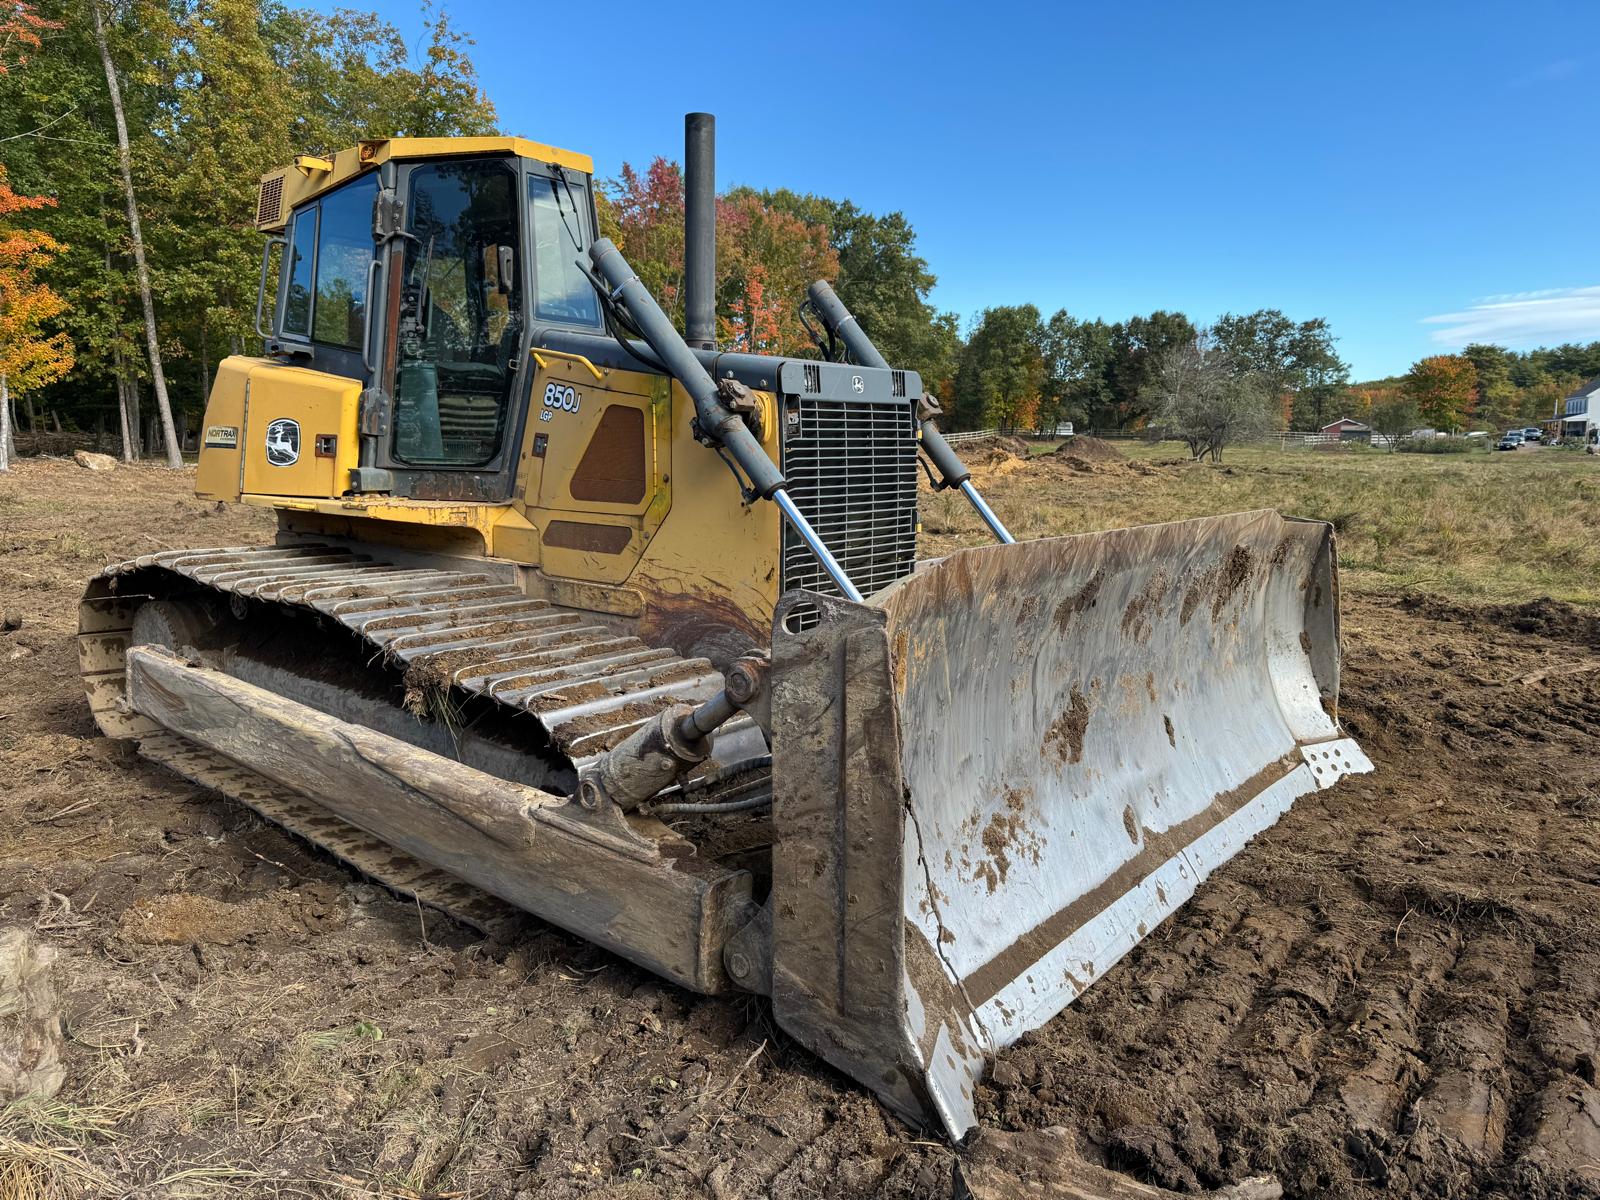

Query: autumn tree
[0,168,74,469]
[1403,354,1478,432]
[750,189,960,393]
[603,161,838,358]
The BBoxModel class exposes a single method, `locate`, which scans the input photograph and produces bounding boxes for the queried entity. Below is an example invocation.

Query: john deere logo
[265,418,300,466]
[851,375,865,393]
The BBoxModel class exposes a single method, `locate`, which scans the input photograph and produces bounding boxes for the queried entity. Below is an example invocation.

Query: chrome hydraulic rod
[773,490,864,602]
[959,480,1017,545]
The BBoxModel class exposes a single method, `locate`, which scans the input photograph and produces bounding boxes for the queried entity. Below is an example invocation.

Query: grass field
[923,440,1600,606]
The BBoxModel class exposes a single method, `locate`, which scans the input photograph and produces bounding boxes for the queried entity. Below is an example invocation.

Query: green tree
[1211,309,1348,431]
[952,305,1045,432]
[1104,311,1196,430]
[1367,394,1419,450]
[1460,343,1516,430]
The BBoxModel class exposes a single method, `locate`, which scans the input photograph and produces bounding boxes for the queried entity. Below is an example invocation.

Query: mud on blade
[768,509,1372,1139]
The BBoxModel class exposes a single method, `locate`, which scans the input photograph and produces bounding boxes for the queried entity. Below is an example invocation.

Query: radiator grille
[780,397,917,621]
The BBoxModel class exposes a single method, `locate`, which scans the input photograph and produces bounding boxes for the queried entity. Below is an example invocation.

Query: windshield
[528,174,600,326]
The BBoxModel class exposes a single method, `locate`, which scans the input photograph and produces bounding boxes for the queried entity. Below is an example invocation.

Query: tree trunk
[23,393,38,433]
[116,372,134,462]
[0,374,11,471]
[91,0,182,470]
[51,410,62,433]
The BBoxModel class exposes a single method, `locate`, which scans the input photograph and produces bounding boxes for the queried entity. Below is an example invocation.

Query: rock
[0,928,65,1102]
[0,612,19,633]
[955,1126,1282,1200]
[73,450,117,471]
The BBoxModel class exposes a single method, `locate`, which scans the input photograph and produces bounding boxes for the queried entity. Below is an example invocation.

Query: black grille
[257,175,284,227]
[780,397,917,619]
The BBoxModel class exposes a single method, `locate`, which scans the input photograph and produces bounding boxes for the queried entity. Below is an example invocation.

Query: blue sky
[339,0,1596,380]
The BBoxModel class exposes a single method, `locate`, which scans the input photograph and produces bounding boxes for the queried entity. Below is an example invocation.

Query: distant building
[1320,417,1372,442]
[1549,377,1599,440]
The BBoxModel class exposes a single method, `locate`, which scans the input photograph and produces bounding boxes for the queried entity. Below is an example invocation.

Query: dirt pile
[1051,434,1128,463]
[956,435,1032,463]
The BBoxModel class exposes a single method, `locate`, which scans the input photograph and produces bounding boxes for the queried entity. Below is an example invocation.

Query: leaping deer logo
[265,418,300,467]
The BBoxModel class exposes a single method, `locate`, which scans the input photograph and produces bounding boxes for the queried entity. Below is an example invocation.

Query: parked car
[1521,427,1544,442]
[1496,432,1524,450]
[1465,431,1489,439]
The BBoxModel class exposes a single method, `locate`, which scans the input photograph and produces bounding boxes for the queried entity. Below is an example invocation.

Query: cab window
[278,175,377,349]
[391,159,523,467]
[282,210,317,338]
[312,177,378,349]
[529,175,599,326]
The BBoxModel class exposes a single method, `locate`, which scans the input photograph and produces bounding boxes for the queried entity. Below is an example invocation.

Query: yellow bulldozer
[77,114,1370,1138]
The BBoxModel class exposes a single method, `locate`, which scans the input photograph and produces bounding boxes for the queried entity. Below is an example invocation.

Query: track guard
[769,510,1373,1139]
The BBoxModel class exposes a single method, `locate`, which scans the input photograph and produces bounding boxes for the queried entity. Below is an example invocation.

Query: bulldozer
[77,114,1371,1139]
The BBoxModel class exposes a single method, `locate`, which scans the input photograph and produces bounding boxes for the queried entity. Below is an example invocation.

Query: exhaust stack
[684,113,716,350]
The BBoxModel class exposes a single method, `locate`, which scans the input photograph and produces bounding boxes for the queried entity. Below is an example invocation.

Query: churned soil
[2,457,1598,1199]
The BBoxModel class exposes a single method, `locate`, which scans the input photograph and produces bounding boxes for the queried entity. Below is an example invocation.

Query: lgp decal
[539,382,581,422]
[265,418,300,466]
[851,375,865,393]
[203,425,239,449]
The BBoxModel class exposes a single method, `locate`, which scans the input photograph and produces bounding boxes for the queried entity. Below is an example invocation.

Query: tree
[1460,343,1516,430]
[752,189,958,392]
[1211,309,1348,431]
[1105,311,1197,430]
[0,167,74,469]
[1404,354,1478,432]
[1,0,58,72]
[1367,395,1418,450]
[1144,336,1272,461]
[952,305,1045,432]
[91,0,181,467]
[605,161,839,358]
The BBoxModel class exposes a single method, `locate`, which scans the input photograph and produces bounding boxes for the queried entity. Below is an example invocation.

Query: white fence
[940,428,1001,444]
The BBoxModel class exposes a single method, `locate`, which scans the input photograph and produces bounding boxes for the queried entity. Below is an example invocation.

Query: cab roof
[254,136,593,233]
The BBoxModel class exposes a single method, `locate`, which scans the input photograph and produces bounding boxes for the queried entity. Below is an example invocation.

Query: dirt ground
[2,456,1598,1199]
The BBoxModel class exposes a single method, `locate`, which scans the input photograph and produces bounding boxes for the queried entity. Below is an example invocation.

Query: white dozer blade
[765,509,1371,1139]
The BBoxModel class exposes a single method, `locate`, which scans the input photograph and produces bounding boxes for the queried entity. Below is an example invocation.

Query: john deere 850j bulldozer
[78,114,1370,1138]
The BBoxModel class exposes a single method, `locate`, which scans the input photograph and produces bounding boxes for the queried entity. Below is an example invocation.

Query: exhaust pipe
[684,113,716,350]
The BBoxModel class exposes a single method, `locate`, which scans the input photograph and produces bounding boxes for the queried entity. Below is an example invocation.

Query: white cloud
[1422,286,1600,348]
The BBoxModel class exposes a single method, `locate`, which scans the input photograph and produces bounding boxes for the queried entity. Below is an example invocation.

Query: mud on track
[1,458,1598,1198]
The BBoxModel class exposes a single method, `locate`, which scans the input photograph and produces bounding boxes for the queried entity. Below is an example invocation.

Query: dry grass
[0,1097,122,1200]
[927,441,1600,605]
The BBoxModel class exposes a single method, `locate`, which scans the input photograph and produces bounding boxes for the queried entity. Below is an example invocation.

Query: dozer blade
[767,509,1372,1139]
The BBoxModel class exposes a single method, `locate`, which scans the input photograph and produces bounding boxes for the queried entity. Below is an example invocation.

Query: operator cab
[254,138,600,501]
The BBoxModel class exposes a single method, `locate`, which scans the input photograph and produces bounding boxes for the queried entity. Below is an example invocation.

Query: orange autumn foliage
[0,168,75,394]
